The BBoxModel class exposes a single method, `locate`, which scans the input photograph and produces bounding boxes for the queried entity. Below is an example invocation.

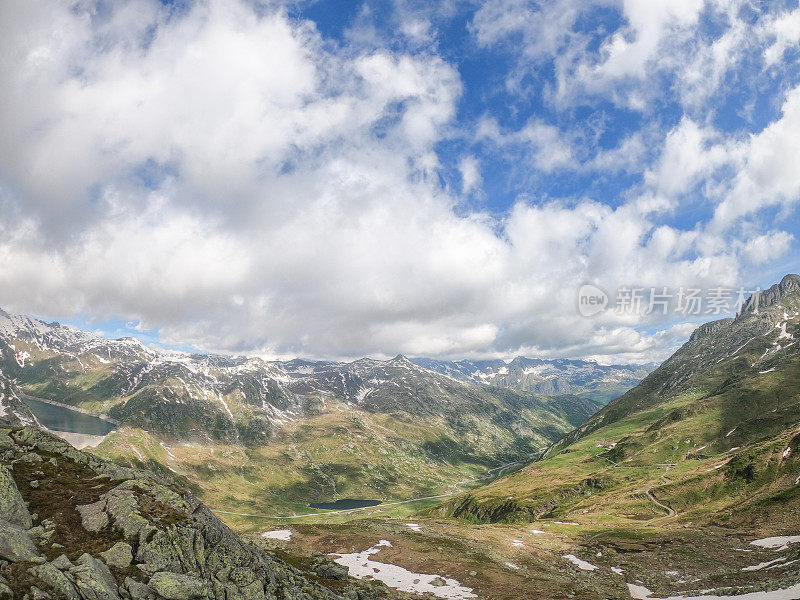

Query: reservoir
[21,396,117,436]
[309,499,382,510]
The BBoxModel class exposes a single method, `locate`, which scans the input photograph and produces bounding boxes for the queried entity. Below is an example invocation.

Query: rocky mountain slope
[0,310,602,515]
[0,423,399,600]
[438,274,800,529]
[412,357,654,404]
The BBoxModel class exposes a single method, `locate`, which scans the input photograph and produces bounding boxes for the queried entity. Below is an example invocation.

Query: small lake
[309,499,382,510]
[22,397,117,436]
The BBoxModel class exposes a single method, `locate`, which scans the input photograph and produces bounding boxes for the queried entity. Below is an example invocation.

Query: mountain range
[0,308,615,516]
[412,357,655,403]
[4,276,800,599]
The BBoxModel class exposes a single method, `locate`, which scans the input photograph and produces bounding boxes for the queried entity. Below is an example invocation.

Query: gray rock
[310,554,349,581]
[122,577,154,600]
[101,541,133,569]
[69,553,121,600]
[0,517,42,562]
[51,554,73,570]
[17,452,43,463]
[103,488,154,543]
[0,430,14,450]
[28,561,81,600]
[430,577,447,587]
[148,572,209,600]
[77,499,109,532]
[28,525,53,543]
[0,463,32,528]
[30,586,51,599]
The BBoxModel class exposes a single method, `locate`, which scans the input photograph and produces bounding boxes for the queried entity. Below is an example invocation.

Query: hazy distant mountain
[0,309,602,512]
[412,356,655,404]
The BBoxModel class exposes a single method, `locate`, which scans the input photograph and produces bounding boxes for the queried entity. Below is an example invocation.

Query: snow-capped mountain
[0,310,600,451]
[412,356,654,403]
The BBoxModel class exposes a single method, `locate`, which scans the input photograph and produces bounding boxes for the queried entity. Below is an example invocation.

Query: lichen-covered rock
[77,499,109,532]
[29,561,81,600]
[0,518,41,562]
[1,427,360,600]
[148,572,209,600]
[51,554,73,570]
[122,576,154,600]
[103,487,155,543]
[311,559,349,581]
[0,463,32,528]
[137,527,203,576]
[69,553,121,600]
[0,430,14,450]
[100,541,133,570]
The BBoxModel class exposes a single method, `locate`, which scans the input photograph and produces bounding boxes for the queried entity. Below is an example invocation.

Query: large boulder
[77,499,109,532]
[28,562,81,600]
[0,463,32,528]
[69,553,121,600]
[148,572,209,600]
[100,541,133,570]
[0,518,41,562]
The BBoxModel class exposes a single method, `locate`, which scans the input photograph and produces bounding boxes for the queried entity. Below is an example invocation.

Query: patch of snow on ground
[627,582,800,599]
[405,523,422,532]
[261,530,292,541]
[563,554,597,571]
[531,529,545,534]
[331,541,476,599]
[504,562,519,570]
[742,557,787,571]
[751,535,800,549]
[512,539,525,547]
[553,521,580,525]
[611,567,624,575]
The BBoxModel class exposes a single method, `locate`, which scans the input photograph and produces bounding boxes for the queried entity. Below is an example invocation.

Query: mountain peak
[738,273,800,317]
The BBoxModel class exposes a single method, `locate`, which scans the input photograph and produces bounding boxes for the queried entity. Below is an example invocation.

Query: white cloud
[458,155,482,194]
[644,119,731,198]
[712,85,800,230]
[0,0,795,366]
[741,231,794,266]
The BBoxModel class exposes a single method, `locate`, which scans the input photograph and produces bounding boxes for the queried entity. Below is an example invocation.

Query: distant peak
[392,354,411,362]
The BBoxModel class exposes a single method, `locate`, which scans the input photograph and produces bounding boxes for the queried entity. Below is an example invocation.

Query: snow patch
[750,535,800,550]
[627,581,800,599]
[261,530,292,541]
[331,541,476,599]
[563,554,597,571]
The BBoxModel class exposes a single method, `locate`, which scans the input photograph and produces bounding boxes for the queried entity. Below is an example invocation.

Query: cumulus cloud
[0,0,797,365]
[458,155,482,195]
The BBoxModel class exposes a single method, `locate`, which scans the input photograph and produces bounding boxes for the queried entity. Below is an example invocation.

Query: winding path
[645,488,675,519]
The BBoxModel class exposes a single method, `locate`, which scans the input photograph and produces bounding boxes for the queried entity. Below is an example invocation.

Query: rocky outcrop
[0,519,42,562]
[738,273,800,316]
[0,425,387,600]
[0,463,32,528]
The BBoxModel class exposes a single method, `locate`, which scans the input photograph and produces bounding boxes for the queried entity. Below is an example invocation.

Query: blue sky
[1,0,799,363]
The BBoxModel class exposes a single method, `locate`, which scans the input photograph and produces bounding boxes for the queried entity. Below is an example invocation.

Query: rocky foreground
[0,426,386,600]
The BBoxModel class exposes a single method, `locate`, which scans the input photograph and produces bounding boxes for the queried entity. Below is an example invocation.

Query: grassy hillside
[436,275,800,527]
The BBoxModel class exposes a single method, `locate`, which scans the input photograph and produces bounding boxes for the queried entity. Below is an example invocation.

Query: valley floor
[237,514,800,600]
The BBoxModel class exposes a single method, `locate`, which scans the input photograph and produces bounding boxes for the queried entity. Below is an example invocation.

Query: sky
[1,0,799,364]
